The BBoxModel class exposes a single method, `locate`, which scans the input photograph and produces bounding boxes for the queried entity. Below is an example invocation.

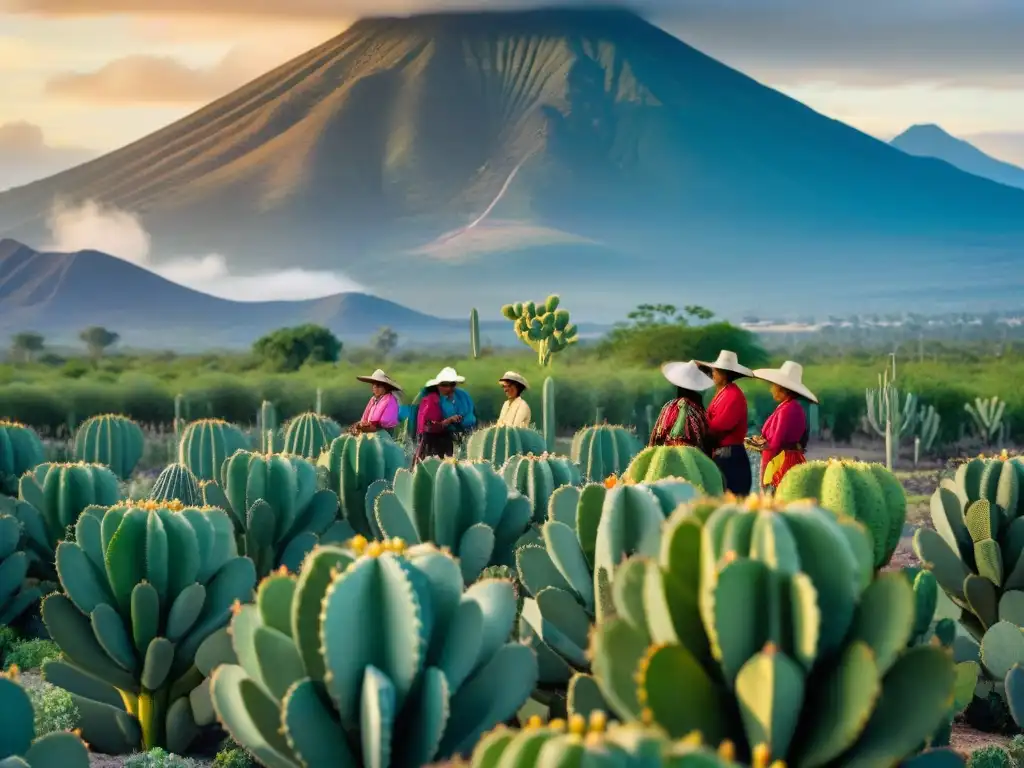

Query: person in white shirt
[496,371,532,428]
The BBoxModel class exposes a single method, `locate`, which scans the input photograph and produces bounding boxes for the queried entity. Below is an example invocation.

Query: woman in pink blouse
[350,369,402,436]
[746,361,817,492]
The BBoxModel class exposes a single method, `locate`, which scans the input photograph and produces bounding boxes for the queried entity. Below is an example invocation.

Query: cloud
[0,121,97,191]
[44,198,366,300]
[45,49,261,103]
[965,132,1024,167]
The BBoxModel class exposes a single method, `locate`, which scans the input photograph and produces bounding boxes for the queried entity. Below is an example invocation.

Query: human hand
[451,414,463,423]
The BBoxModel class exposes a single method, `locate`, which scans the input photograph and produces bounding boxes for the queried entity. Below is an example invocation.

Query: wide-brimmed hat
[752,361,818,403]
[498,371,529,390]
[695,350,754,378]
[356,369,402,392]
[425,366,466,387]
[661,361,714,392]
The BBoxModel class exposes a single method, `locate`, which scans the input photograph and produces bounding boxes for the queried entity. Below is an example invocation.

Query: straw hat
[752,361,818,403]
[425,366,466,387]
[695,350,754,378]
[661,361,714,391]
[498,371,529,390]
[356,369,402,392]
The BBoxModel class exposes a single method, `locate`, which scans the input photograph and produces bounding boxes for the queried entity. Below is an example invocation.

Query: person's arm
[513,400,532,428]
[707,388,745,440]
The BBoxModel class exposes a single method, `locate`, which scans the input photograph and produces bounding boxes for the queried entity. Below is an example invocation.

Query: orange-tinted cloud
[0,121,96,190]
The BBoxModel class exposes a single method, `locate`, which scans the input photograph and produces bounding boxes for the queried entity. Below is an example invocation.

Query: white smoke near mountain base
[44,199,366,301]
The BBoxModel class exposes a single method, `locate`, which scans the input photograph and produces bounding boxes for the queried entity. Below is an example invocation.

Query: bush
[213,746,255,768]
[969,745,1013,768]
[3,639,60,671]
[27,681,79,736]
[124,749,200,768]
[1007,734,1024,767]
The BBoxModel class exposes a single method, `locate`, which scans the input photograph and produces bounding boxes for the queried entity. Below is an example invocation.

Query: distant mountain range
[2,8,1024,318]
[890,124,1024,191]
[0,238,531,350]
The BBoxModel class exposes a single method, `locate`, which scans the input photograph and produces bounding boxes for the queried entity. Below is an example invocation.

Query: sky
[2,0,1024,299]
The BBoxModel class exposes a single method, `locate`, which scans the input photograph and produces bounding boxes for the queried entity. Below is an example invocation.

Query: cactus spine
[542,376,556,452]
[865,369,918,468]
[966,395,1007,446]
[470,307,480,358]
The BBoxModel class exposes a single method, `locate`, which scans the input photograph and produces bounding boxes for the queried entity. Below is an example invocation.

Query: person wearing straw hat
[496,371,532,428]
[696,351,754,495]
[746,360,818,492]
[350,369,402,436]
[413,366,477,464]
[649,361,714,449]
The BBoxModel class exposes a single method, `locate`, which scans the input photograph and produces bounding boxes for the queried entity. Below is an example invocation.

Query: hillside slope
[891,124,1024,191]
[2,8,1024,316]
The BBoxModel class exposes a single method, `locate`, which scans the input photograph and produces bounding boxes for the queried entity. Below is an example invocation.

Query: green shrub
[123,748,200,768]
[213,746,255,768]
[3,639,60,671]
[969,745,1013,768]
[1007,734,1024,767]
[27,680,80,736]
[0,625,18,659]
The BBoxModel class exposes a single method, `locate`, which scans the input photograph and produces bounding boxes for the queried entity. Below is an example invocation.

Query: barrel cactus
[518,478,699,695]
[371,457,533,584]
[201,450,351,578]
[210,538,538,767]
[623,445,724,495]
[590,497,957,765]
[178,419,250,482]
[466,425,547,467]
[0,421,45,495]
[281,412,342,460]
[776,459,907,569]
[73,414,145,480]
[149,463,202,506]
[41,500,257,753]
[570,424,642,482]
[316,433,407,537]
[501,453,582,523]
[0,670,91,767]
[0,512,42,625]
[16,462,120,580]
[943,454,1024,517]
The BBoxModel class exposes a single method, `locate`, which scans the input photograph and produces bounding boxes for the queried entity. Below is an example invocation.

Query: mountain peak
[891,124,1024,191]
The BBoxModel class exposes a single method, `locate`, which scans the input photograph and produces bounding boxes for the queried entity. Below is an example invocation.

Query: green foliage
[149,463,202,506]
[4,640,60,671]
[26,680,80,737]
[501,295,578,366]
[73,413,145,479]
[123,748,201,768]
[280,411,342,459]
[210,540,538,767]
[0,420,45,495]
[969,746,1013,768]
[42,500,257,754]
[213,745,255,768]
[177,419,250,482]
[316,432,408,537]
[79,326,119,359]
[251,324,341,372]
[0,673,90,766]
[570,424,642,482]
[372,326,399,358]
[371,457,533,583]
[623,445,724,495]
[1006,734,1024,766]
[11,332,46,363]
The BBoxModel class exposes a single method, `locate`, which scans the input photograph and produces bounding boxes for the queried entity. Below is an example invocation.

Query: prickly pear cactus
[501,453,581,523]
[776,459,907,569]
[0,511,42,625]
[466,424,547,467]
[177,418,250,482]
[590,497,958,766]
[41,500,257,754]
[623,445,724,495]
[371,457,533,584]
[501,295,578,366]
[202,451,351,578]
[0,669,91,766]
[0,420,45,496]
[73,414,145,480]
[316,432,407,537]
[281,412,342,460]
[210,538,538,767]
[570,424,642,482]
[149,462,202,506]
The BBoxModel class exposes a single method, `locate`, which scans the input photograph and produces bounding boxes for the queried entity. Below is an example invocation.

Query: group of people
[346,351,818,494]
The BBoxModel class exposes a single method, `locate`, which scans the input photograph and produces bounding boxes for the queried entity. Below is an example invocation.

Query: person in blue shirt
[412,366,477,463]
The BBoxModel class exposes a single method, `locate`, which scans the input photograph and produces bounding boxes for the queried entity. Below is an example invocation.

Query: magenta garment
[361,393,400,429]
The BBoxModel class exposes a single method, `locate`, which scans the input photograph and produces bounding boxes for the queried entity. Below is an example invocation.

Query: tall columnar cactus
[177,419,250,482]
[623,445,724,495]
[775,459,908,569]
[0,671,91,767]
[542,376,556,452]
[0,421,45,495]
[966,396,1007,446]
[570,424,642,482]
[466,425,547,466]
[73,414,145,480]
[173,394,185,445]
[865,370,919,468]
[501,453,581,523]
[149,463,202,506]
[917,404,942,454]
[590,497,957,765]
[517,478,699,694]
[257,400,277,453]
[501,294,579,367]
[202,451,350,578]
[42,501,257,753]
[210,538,539,767]
[17,461,121,580]
[372,457,533,583]
[470,306,480,359]
[281,412,342,459]
[316,433,408,537]
[0,512,41,625]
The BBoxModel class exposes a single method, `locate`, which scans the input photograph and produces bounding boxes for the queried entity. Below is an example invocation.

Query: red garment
[759,398,808,487]
[649,398,709,450]
[706,383,748,448]
[417,392,446,434]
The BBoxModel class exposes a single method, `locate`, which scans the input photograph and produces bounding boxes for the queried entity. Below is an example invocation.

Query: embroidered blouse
[497,397,532,428]
[649,398,709,450]
[706,383,748,448]
[760,398,808,466]
[360,393,400,429]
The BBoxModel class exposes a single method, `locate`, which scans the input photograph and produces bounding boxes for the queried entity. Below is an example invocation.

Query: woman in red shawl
[746,360,817,492]
[649,361,713,450]
[697,350,754,495]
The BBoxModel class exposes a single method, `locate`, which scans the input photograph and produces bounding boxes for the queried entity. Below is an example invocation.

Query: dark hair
[676,387,705,406]
[719,370,743,384]
[508,381,524,397]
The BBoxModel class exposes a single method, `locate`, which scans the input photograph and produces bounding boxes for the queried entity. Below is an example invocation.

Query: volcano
[2,7,1024,318]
